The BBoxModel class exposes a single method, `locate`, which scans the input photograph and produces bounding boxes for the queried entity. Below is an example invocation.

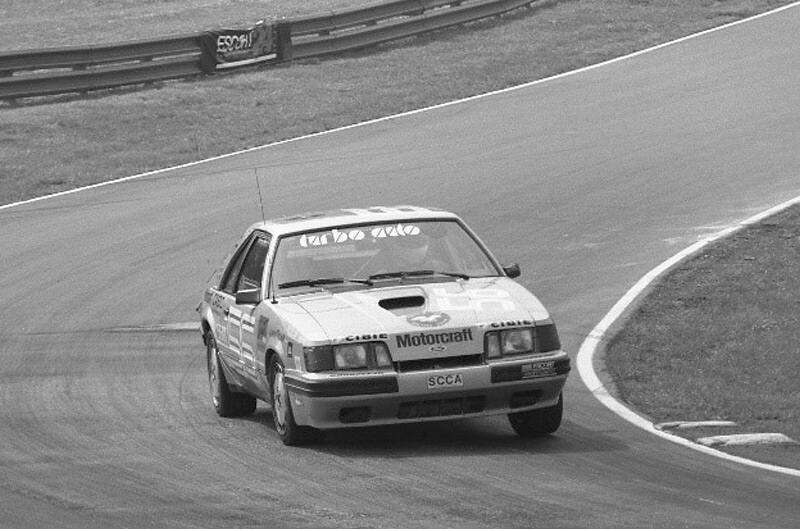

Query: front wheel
[508,392,563,437]
[206,334,256,417]
[268,355,321,446]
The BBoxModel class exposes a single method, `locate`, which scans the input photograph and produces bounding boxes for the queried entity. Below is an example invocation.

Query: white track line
[2,2,798,213]
[656,421,738,430]
[697,434,797,447]
[576,194,800,478]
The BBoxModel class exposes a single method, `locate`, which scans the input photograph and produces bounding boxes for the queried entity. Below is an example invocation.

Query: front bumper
[284,353,570,429]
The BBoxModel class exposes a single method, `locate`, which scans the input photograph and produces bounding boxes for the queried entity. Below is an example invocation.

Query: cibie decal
[396,328,473,348]
[407,312,451,328]
[489,319,533,328]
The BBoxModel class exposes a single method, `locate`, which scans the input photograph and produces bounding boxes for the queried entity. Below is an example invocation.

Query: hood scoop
[378,295,426,316]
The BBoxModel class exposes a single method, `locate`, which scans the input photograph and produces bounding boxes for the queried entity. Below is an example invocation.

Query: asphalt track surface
[1,6,799,529]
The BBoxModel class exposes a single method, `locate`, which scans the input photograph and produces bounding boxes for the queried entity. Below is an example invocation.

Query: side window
[236,236,270,293]
[220,237,254,294]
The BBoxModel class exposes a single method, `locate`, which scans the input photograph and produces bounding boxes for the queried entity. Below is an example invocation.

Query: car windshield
[271,220,500,292]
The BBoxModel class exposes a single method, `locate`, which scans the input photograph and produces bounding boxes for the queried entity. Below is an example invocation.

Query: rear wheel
[508,392,563,437]
[268,355,321,446]
[206,334,256,417]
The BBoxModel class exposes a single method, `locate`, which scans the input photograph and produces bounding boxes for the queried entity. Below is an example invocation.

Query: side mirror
[235,288,261,305]
[503,263,521,279]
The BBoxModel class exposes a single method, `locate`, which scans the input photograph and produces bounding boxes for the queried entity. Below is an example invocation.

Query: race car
[197,206,570,445]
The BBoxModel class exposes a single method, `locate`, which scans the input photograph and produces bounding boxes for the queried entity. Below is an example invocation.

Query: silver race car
[198,206,570,445]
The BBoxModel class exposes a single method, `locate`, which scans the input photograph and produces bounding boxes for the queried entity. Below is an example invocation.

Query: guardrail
[0,0,536,101]
[0,35,207,100]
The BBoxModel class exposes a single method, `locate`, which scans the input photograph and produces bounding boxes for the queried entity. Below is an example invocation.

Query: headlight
[374,342,393,368]
[484,328,535,357]
[501,328,534,355]
[334,344,369,369]
[304,346,335,372]
[486,333,502,359]
[304,342,394,372]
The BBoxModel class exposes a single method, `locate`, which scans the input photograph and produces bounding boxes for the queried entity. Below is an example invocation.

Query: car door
[211,233,256,386]
[226,233,271,384]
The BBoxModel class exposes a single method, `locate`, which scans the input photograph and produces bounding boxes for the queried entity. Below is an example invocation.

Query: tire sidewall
[269,356,292,440]
[206,334,224,412]
[509,392,563,436]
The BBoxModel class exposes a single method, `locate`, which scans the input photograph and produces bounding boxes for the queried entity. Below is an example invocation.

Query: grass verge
[604,204,800,468]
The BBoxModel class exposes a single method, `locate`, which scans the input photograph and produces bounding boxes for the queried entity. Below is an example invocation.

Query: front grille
[396,354,484,373]
[339,406,371,424]
[397,395,486,419]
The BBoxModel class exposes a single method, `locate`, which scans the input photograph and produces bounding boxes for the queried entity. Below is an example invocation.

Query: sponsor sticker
[489,319,533,328]
[396,328,473,348]
[521,360,556,379]
[213,21,276,63]
[256,316,269,346]
[431,287,517,312]
[340,333,389,342]
[427,373,464,389]
[298,223,421,248]
[407,312,451,328]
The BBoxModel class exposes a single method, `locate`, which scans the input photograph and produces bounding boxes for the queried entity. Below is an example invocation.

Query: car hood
[280,277,551,361]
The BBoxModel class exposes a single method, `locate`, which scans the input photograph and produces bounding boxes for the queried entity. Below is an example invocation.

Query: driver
[395,232,432,268]
[364,233,447,276]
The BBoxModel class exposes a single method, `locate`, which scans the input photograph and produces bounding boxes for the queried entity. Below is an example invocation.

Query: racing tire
[508,392,563,437]
[206,334,257,417]
[268,355,322,446]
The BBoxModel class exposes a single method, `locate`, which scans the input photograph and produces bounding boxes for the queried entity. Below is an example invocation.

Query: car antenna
[254,168,266,223]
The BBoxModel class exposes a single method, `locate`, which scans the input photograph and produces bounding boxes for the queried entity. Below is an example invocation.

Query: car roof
[250,205,461,236]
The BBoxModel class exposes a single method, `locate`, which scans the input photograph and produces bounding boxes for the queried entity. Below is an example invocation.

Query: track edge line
[576,194,800,478]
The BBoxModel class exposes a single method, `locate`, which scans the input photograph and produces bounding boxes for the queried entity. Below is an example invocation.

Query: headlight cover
[304,342,394,372]
[485,323,561,358]
[334,344,368,369]
[502,328,534,355]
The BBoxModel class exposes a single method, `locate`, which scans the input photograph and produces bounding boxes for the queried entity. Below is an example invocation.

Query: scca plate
[427,373,464,389]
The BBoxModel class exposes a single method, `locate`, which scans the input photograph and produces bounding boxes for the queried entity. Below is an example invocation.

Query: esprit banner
[200,20,277,72]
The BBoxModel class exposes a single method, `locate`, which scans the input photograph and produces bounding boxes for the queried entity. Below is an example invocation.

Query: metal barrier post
[275,21,293,61]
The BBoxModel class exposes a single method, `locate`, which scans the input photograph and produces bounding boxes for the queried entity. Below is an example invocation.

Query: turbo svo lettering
[396,329,473,348]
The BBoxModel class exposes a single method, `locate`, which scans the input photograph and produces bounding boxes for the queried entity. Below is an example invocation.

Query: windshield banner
[200,20,277,72]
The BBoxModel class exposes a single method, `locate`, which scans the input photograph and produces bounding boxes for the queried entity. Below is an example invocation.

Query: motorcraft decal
[395,328,473,348]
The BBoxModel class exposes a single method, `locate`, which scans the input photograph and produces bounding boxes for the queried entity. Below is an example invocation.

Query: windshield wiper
[368,270,470,281]
[277,277,373,289]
